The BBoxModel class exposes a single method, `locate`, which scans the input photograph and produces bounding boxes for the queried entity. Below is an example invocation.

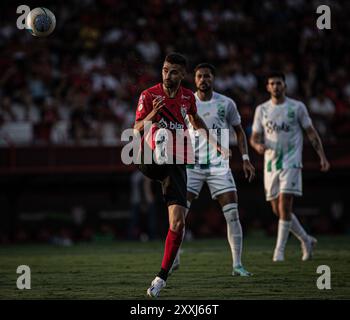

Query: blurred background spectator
[309,85,336,141]
[128,171,157,241]
[0,0,349,145]
[0,0,349,243]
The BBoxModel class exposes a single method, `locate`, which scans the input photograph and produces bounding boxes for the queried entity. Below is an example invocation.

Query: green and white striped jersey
[252,97,312,172]
[187,91,241,174]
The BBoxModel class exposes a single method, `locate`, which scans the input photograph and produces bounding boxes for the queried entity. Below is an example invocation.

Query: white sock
[223,203,242,268]
[290,213,309,243]
[275,219,291,253]
[172,201,191,266]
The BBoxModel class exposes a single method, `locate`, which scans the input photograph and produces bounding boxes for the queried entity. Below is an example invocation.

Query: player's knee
[278,202,291,216]
[169,209,185,232]
[170,219,185,233]
[270,200,279,216]
[222,203,239,222]
[217,192,237,208]
[280,211,292,221]
[278,202,291,219]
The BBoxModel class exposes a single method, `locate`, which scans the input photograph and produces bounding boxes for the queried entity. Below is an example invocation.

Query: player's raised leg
[217,191,252,276]
[147,204,186,297]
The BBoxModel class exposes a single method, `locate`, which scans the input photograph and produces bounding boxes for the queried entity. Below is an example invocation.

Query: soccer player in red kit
[134,53,228,297]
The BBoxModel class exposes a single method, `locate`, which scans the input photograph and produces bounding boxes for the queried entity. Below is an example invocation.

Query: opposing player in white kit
[172,63,255,276]
[250,72,330,262]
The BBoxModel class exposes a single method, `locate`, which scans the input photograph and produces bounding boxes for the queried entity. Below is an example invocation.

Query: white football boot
[301,236,317,261]
[273,249,285,262]
[146,276,166,298]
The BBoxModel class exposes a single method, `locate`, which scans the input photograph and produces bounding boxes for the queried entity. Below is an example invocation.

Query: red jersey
[135,83,197,164]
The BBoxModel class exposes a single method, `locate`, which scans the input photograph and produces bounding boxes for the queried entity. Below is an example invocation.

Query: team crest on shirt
[287,107,295,119]
[138,103,143,111]
[217,104,225,122]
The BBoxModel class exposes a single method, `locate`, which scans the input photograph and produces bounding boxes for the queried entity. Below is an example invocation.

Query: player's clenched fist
[320,157,330,172]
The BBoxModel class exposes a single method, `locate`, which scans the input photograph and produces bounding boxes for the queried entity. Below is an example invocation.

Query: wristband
[242,154,250,161]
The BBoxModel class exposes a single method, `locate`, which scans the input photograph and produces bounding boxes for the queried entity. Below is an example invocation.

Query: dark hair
[164,52,187,69]
[194,63,216,76]
[266,71,286,83]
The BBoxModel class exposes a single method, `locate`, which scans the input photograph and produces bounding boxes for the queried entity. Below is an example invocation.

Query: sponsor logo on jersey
[159,117,184,130]
[158,118,168,128]
[169,122,184,130]
[182,95,191,100]
[266,121,290,134]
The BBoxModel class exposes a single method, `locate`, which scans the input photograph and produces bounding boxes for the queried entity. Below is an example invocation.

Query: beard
[272,91,283,98]
[164,79,175,88]
[197,83,211,92]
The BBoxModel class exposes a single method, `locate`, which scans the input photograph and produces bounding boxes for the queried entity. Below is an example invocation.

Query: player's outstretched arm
[305,125,330,172]
[233,124,255,182]
[249,131,266,155]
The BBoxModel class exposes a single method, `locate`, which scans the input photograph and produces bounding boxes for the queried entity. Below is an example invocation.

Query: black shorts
[137,164,187,208]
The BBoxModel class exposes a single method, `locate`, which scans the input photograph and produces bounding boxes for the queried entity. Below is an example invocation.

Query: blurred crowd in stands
[1,0,350,146]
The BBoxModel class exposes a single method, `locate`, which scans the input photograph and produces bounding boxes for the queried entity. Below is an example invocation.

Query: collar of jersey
[159,83,183,99]
[195,91,215,104]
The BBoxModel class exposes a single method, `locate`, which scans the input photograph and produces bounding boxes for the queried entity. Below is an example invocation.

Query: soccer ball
[25,7,56,37]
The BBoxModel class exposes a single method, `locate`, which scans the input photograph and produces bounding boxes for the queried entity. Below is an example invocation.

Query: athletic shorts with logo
[187,168,236,199]
[264,168,302,201]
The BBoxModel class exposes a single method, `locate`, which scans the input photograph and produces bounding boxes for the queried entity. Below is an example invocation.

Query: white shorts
[264,168,302,201]
[187,168,237,200]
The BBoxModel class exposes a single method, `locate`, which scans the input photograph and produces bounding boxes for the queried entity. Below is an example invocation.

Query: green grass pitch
[0,235,349,299]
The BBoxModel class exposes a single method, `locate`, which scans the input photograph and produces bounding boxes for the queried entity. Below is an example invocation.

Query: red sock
[161,229,183,271]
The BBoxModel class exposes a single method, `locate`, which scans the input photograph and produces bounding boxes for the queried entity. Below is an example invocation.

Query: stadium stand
[0,0,349,242]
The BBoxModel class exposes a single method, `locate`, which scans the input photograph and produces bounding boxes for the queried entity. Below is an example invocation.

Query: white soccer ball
[25,7,56,37]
